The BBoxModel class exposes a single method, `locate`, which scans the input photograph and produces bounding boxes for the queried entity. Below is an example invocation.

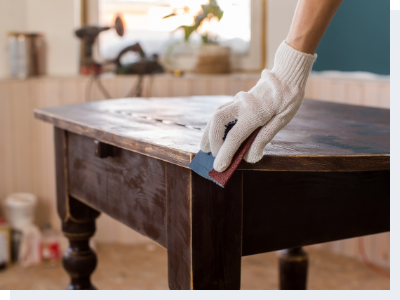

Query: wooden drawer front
[67,132,167,247]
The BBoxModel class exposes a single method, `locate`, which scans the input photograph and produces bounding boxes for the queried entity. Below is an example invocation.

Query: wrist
[285,35,318,55]
[271,41,317,88]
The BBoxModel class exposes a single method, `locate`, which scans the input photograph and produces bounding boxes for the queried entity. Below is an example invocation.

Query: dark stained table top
[34,96,389,172]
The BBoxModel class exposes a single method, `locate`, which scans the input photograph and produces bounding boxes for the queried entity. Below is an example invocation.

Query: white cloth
[200,41,317,172]
[18,224,41,267]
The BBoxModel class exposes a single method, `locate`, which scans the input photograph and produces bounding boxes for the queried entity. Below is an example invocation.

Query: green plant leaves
[201,2,224,20]
[181,25,198,41]
[163,0,224,43]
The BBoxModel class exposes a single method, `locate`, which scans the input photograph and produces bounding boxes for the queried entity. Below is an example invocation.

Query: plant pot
[163,42,197,72]
[195,44,231,74]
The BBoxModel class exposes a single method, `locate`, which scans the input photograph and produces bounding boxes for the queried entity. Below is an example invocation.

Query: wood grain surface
[67,132,167,247]
[166,163,191,290]
[190,170,243,289]
[241,170,390,256]
[166,163,243,290]
[35,96,389,171]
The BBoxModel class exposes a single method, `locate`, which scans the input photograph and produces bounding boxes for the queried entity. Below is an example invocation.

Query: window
[97,0,265,71]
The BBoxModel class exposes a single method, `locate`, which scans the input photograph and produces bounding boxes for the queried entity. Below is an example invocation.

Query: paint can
[8,32,45,78]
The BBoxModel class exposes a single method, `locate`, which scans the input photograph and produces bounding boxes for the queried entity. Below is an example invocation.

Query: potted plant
[163,0,231,74]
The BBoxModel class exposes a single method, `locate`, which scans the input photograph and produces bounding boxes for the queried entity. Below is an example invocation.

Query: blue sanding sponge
[188,150,222,187]
[189,127,261,188]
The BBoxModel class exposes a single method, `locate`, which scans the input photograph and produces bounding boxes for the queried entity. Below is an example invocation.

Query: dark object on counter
[75,26,110,72]
[75,15,163,77]
[115,44,163,75]
[75,16,124,75]
[34,97,389,290]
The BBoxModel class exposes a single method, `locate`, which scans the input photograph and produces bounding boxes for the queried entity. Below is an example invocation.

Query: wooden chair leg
[278,247,308,290]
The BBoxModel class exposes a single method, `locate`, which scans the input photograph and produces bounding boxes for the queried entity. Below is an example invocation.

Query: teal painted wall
[313,0,390,75]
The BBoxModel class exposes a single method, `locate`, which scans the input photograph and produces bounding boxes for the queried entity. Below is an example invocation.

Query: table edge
[35,109,390,172]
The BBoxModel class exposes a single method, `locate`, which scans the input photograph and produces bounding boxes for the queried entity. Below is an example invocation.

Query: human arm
[287,0,344,54]
[200,0,343,172]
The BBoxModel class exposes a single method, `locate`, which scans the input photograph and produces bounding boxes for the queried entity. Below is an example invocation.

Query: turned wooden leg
[166,164,243,290]
[62,203,99,290]
[54,128,100,289]
[278,247,308,290]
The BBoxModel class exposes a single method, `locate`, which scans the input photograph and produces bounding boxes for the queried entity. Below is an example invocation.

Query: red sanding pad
[209,127,262,187]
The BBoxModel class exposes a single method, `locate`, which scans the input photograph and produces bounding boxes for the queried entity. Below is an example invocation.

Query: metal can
[8,32,45,78]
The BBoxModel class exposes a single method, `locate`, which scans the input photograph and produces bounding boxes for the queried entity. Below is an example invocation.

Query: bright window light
[98,0,251,60]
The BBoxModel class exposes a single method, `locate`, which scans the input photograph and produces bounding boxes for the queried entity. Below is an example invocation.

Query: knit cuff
[271,41,317,88]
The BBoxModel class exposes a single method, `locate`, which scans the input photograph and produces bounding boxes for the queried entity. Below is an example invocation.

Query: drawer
[67,132,167,247]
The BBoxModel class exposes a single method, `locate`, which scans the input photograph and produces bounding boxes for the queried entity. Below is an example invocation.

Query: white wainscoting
[0,73,390,268]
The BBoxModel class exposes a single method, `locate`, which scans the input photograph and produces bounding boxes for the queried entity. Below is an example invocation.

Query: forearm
[286,0,343,54]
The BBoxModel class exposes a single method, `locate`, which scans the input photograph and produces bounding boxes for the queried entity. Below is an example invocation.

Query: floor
[0,243,390,290]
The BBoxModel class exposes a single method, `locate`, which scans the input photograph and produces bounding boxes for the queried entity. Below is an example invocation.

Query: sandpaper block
[189,127,261,188]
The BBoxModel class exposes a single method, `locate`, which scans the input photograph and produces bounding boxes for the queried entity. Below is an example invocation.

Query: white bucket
[4,193,37,229]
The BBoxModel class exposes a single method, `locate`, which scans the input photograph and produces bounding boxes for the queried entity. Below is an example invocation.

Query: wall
[313,0,390,75]
[266,0,298,70]
[266,0,391,75]
[0,0,80,77]
[25,0,81,76]
[0,0,27,78]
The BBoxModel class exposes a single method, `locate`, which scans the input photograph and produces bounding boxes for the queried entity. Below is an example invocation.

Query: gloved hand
[200,41,317,172]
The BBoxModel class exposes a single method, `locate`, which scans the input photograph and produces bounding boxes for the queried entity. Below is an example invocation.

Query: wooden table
[34,96,390,290]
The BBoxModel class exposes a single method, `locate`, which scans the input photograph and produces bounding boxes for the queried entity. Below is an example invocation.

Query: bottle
[41,223,60,266]
[0,218,11,270]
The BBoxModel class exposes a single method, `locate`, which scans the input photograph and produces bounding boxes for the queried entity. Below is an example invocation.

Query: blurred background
[0,0,390,290]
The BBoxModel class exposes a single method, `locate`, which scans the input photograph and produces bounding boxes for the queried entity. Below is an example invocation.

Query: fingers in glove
[213,118,257,172]
[244,103,303,163]
[243,114,288,163]
[208,107,238,157]
[200,101,235,153]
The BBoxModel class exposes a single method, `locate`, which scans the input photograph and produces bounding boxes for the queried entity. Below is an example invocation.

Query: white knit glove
[200,41,317,172]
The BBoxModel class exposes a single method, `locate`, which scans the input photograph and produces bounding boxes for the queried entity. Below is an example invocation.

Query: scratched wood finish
[166,163,191,290]
[67,132,167,247]
[54,127,69,221]
[190,171,243,290]
[166,164,243,290]
[241,170,390,256]
[34,97,389,172]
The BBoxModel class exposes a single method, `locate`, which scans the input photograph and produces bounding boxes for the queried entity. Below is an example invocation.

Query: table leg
[166,164,243,290]
[278,247,308,290]
[62,197,100,290]
[54,128,100,289]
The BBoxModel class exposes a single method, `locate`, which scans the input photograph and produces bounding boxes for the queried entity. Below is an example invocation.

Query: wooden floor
[0,243,389,290]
